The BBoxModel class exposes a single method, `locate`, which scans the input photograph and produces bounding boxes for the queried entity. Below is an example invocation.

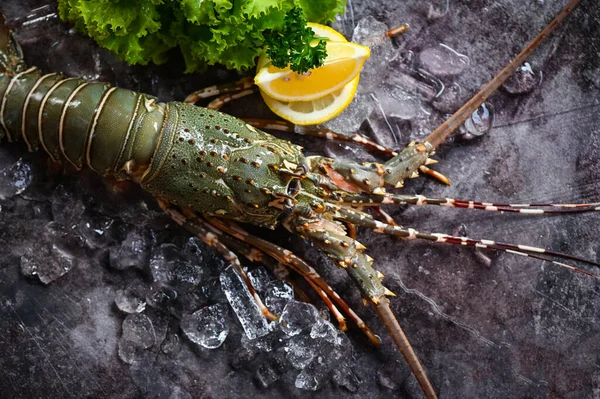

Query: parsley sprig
[264,8,328,74]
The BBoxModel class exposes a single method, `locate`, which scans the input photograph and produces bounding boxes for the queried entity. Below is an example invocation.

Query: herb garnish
[264,8,328,73]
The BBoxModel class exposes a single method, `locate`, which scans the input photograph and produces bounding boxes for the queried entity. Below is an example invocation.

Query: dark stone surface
[0,1,599,398]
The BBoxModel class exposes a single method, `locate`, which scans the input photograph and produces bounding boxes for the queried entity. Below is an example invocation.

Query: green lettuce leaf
[57,0,347,72]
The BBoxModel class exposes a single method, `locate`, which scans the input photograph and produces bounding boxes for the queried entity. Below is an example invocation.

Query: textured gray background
[0,0,599,398]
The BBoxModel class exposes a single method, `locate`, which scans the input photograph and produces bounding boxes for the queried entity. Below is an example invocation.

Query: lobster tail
[0,14,164,176]
[0,14,26,76]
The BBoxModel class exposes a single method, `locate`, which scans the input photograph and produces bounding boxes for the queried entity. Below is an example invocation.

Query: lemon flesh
[260,75,360,125]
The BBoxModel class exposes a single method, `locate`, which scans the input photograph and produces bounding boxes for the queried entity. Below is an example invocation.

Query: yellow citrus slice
[255,29,369,102]
[259,74,360,125]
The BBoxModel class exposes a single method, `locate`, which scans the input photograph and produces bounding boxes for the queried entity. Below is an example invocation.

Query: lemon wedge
[255,28,369,102]
[259,75,360,125]
[256,23,368,125]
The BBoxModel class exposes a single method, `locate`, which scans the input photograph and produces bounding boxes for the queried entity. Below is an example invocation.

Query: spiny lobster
[0,0,599,398]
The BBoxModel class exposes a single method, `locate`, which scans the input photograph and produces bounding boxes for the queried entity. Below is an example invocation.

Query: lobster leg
[331,206,600,276]
[338,192,600,214]
[184,76,254,105]
[206,87,258,111]
[202,214,381,344]
[176,207,331,324]
[193,212,349,330]
[184,76,257,111]
[285,207,438,399]
[245,118,398,157]
[244,119,451,186]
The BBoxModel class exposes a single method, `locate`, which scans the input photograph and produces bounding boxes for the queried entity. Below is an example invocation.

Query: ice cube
[149,243,180,284]
[378,85,421,120]
[284,334,317,370]
[310,319,339,344]
[181,237,205,264]
[419,44,470,77]
[180,304,229,349]
[294,365,319,391]
[322,92,373,134]
[118,313,156,364]
[503,62,540,95]
[352,16,398,87]
[114,289,146,314]
[432,82,463,114]
[147,241,206,293]
[0,157,32,200]
[20,222,84,284]
[220,267,273,340]
[20,244,77,284]
[332,368,360,393]
[352,16,397,64]
[462,102,495,139]
[78,216,115,249]
[43,221,85,253]
[279,301,319,336]
[247,267,271,293]
[170,260,205,294]
[255,361,280,388]
[264,280,294,315]
[294,354,338,391]
[109,230,151,271]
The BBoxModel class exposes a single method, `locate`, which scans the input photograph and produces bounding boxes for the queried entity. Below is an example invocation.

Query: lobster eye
[295,164,308,175]
[286,178,300,197]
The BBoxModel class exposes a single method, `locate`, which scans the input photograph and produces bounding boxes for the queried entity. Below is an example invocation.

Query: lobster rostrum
[0,0,598,397]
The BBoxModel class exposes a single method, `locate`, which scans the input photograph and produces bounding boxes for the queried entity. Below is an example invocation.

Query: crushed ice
[0,157,32,200]
[118,313,157,364]
[220,267,274,340]
[503,62,541,95]
[180,303,229,349]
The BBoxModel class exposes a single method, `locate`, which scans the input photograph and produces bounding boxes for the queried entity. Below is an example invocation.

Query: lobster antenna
[424,0,582,150]
[332,207,600,274]
[339,193,600,215]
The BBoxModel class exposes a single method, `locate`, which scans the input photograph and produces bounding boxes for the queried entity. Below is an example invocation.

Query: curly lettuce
[57,0,346,72]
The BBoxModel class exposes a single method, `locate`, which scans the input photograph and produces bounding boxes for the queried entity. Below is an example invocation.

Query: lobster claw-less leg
[160,199,377,340]
[197,213,349,332]
[304,153,439,195]
[202,214,381,343]
[285,208,438,399]
[184,76,255,106]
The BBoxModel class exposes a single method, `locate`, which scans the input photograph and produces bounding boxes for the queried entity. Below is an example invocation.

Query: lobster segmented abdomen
[0,66,165,178]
